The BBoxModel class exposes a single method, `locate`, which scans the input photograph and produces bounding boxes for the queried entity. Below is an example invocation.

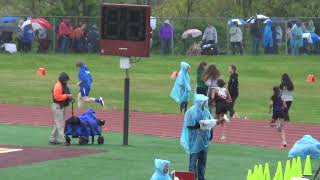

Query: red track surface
[0,104,320,149]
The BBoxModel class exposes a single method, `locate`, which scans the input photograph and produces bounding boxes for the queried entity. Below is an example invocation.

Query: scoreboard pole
[123,68,130,146]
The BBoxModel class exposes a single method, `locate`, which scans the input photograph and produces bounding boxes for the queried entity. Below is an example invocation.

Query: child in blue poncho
[170,62,191,114]
[76,62,104,108]
[150,159,171,180]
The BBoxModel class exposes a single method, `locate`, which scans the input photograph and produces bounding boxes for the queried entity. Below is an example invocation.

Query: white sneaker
[220,136,226,141]
[223,114,230,123]
[99,97,105,107]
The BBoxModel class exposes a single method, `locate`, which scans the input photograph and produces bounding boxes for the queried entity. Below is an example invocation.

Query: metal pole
[123,68,130,146]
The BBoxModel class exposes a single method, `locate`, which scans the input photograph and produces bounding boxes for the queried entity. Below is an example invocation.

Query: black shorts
[272,111,284,120]
[216,100,230,114]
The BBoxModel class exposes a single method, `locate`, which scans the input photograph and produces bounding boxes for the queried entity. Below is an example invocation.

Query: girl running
[212,79,232,141]
[280,73,294,122]
[269,86,287,148]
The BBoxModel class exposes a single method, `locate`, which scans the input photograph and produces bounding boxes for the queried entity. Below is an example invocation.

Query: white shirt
[281,88,293,102]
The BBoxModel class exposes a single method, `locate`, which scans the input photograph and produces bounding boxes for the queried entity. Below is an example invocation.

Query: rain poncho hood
[170,62,191,104]
[150,159,171,180]
[78,64,93,88]
[264,21,273,48]
[180,94,213,154]
[79,109,101,135]
[288,135,320,159]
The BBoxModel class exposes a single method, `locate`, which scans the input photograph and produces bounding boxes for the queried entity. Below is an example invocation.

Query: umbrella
[0,23,21,32]
[21,18,52,30]
[228,19,247,26]
[182,29,202,39]
[0,16,19,23]
[264,19,272,24]
[303,33,320,44]
[256,14,269,19]
[246,14,270,23]
[32,18,52,30]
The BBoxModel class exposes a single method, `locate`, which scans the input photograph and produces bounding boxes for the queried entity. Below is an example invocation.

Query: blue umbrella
[0,16,19,23]
[228,19,247,26]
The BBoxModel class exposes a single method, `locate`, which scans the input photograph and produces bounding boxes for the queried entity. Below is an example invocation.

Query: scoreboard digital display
[100,4,151,57]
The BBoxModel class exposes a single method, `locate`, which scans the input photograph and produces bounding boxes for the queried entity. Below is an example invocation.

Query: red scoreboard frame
[100,3,151,57]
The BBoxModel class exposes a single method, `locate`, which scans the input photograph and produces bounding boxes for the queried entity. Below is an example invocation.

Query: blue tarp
[288,135,320,159]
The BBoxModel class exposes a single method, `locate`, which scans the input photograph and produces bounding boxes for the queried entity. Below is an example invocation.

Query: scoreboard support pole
[123,68,130,146]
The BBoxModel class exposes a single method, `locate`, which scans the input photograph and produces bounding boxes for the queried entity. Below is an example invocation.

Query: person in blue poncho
[76,62,104,108]
[150,159,171,180]
[79,109,105,136]
[290,22,303,55]
[264,20,273,54]
[180,94,214,180]
[170,62,191,114]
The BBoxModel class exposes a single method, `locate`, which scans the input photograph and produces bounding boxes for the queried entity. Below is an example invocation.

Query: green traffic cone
[283,160,291,180]
[297,156,303,177]
[264,163,271,180]
[258,164,264,180]
[275,161,283,180]
[247,169,253,180]
[303,155,313,176]
[291,158,297,177]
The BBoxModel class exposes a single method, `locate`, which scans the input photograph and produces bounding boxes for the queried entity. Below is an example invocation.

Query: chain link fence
[1,16,319,55]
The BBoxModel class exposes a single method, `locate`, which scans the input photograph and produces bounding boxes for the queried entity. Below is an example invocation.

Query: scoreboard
[100,3,151,57]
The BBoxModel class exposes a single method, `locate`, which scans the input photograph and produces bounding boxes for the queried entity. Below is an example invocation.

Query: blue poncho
[264,21,273,48]
[291,24,303,48]
[150,159,171,180]
[180,94,213,154]
[288,135,320,159]
[170,62,191,104]
[79,109,101,136]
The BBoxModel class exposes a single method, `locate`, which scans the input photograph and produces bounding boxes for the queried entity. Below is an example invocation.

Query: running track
[0,104,320,149]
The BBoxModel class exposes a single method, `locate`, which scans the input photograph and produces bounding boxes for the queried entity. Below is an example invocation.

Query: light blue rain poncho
[264,20,273,48]
[288,135,320,159]
[150,159,171,180]
[180,94,213,154]
[170,62,191,104]
[290,24,303,48]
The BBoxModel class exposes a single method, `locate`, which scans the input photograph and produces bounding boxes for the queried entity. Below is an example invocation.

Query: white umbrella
[150,16,156,30]
[228,19,247,26]
[182,29,202,39]
[256,14,269,19]
[21,19,42,30]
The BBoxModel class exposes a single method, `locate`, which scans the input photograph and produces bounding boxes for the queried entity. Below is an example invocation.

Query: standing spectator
[264,20,273,54]
[276,25,283,51]
[37,28,49,53]
[203,64,221,114]
[180,94,213,180]
[58,18,73,53]
[150,159,171,180]
[271,24,278,54]
[22,24,34,52]
[250,19,263,55]
[159,19,174,55]
[170,61,191,114]
[280,73,294,122]
[202,24,218,45]
[290,22,303,55]
[49,72,72,145]
[196,62,208,95]
[306,20,315,33]
[229,22,243,55]
[87,24,100,53]
[73,23,87,53]
[227,65,239,119]
[286,23,293,54]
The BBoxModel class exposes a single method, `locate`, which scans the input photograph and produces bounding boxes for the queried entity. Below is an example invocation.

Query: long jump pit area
[0,145,104,168]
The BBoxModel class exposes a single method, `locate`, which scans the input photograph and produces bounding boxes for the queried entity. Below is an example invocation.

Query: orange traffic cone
[307,74,316,83]
[37,68,46,76]
[170,71,179,79]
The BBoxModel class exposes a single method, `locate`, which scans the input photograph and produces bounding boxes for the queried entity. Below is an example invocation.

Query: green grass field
[0,54,319,122]
[2,124,317,180]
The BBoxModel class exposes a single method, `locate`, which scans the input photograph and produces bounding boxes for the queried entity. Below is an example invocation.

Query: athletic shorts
[272,111,284,120]
[80,86,91,97]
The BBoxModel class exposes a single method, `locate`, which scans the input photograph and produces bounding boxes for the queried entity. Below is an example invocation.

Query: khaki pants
[49,103,66,143]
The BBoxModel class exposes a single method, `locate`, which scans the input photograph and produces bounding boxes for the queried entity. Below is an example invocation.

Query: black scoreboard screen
[102,6,146,41]
[100,4,151,57]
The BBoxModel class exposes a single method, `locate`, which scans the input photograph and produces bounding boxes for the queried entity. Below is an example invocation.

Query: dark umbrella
[0,23,21,32]
[0,16,19,23]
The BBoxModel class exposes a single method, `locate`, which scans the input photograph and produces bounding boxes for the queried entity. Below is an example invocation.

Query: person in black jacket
[227,65,239,119]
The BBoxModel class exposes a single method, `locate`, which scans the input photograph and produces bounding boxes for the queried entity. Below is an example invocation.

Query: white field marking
[0,148,23,154]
